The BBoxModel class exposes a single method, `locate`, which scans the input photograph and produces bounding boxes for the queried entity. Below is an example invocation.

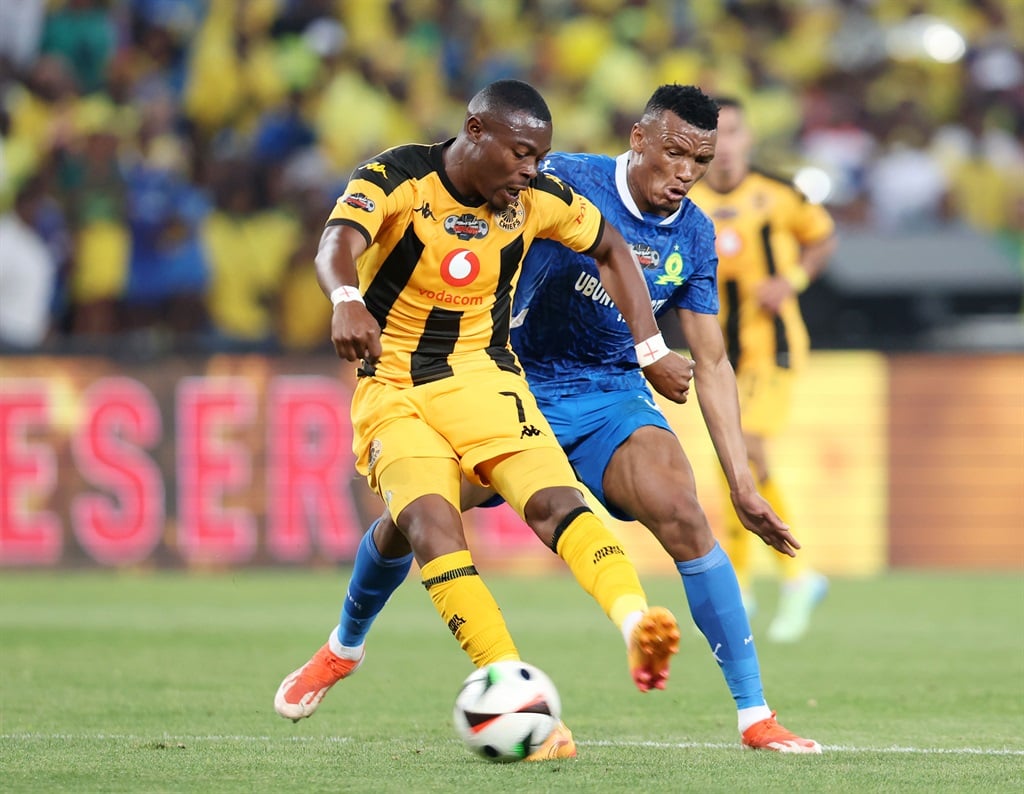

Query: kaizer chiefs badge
[496,199,525,231]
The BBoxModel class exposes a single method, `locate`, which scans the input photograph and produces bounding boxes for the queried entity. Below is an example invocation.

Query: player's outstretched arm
[315,224,382,364]
[678,308,800,556]
[590,223,694,403]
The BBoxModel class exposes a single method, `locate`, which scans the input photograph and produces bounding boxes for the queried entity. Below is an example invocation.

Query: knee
[373,512,413,558]
[651,494,716,561]
[395,497,465,562]
[523,486,588,545]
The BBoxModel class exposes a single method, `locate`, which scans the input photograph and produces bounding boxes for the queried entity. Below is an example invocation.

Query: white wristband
[634,333,671,368]
[330,285,364,307]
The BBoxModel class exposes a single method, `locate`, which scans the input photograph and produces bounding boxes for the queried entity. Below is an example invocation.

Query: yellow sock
[758,476,806,582]
[420,550,518,667]
[553,509,647,629]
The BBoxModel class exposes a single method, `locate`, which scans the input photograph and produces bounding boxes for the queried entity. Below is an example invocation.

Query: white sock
[738,705,773,733]
[620,611,643,646]
[327,629,364,660]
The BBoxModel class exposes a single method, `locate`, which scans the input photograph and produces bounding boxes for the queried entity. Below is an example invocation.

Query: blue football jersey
[512,151,719,396]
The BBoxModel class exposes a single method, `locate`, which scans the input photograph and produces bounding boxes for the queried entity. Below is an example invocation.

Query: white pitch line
[580,739,1024,756]
[0,733,350,743]
[1,734,1021,756]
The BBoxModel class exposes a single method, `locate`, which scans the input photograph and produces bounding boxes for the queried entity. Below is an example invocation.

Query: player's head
[452,79,553,212]
[706,96,753,186]
[628,84,719,217]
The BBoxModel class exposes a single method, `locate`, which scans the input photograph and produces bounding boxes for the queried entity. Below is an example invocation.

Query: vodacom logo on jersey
[440,249,481,287]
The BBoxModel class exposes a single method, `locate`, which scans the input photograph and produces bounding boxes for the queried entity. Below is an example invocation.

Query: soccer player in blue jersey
[276,84,821,753]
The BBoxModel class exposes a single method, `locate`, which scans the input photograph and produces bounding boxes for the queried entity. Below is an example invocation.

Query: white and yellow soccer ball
[452,660,562,762]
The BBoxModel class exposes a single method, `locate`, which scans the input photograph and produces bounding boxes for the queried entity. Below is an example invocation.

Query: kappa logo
[632,243,660,270]
[343,192,376,212]
[362,161,387,178]
[520,424,542,438]
[440,249,481,287]
[414,202,436,220]
[444,213,489,240]
[495,199,525,231]
[655,249,686,286]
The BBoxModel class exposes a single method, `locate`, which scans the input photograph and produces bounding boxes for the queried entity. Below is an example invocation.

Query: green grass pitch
[1,569,1022,792]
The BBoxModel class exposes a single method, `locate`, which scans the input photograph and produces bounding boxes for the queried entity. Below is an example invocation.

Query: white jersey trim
[615,152,683,226]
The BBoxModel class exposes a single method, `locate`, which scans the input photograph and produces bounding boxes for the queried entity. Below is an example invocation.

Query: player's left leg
[602,424,819,752]
[481,448,679,693]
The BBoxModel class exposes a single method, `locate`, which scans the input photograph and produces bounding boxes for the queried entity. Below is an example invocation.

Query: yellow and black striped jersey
[689,169,834,372]
[327,141,604,387]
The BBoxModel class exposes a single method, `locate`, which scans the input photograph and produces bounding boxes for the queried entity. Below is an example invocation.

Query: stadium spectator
[0,175,57,348]
[57,97,131,337]
[688,96,836,643]
[201,157,299,351]
[38,0,115,96]
[120,129,209,342]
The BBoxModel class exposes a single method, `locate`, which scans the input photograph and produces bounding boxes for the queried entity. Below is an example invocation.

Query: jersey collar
[615,152,683,226]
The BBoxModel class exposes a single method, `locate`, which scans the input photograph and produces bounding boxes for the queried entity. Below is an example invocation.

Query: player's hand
[642,353,694,404]
[331,302,382,364]
[756,276,794,314]
[730,486,801,557]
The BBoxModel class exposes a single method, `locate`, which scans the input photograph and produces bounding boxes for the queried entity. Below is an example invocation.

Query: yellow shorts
[350,370,581,519]
[735,366,795,438]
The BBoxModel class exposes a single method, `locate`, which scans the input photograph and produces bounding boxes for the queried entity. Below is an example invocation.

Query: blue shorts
[480,387,673,521]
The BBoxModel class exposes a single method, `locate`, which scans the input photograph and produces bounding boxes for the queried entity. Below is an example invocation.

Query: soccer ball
[452,660,562,762]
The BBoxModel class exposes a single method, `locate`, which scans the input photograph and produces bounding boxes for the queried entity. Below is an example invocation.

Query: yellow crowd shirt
[326,141,605,387]
[689,170,834,372]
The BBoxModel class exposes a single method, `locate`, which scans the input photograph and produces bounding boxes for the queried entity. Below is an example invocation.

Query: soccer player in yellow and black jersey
[275,80,693,760]
[688,97,837,643]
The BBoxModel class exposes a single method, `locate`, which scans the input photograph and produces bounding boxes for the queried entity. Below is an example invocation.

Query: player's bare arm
[757,232,837,314]
[315,224,382,364]
[590,223,695,403]
[678,307,801,556]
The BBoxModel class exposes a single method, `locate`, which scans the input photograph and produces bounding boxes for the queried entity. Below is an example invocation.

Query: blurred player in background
[275,79,695,760]
[277,84,822,754]
[688,97,837,643]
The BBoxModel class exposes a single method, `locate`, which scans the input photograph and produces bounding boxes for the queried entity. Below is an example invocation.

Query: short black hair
[642,84,719,132]
[468,79,552,124]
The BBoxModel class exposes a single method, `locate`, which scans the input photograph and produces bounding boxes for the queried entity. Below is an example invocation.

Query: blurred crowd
[0,0,1021,353]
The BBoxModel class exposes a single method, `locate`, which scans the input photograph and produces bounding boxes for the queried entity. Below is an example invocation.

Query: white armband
[330,285,365,307]
[634,333,671,368]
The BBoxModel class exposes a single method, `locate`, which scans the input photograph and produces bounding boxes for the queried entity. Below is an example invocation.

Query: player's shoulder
[351,142,439,194]
[681,197,715,228]
[543,151,611,170]
[531,170,576,206]
[748,167,807,201]
[540,151,614,186]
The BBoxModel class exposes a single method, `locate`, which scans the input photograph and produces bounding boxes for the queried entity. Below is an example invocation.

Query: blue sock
[336,520,414,647]
[676,543,766,709]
